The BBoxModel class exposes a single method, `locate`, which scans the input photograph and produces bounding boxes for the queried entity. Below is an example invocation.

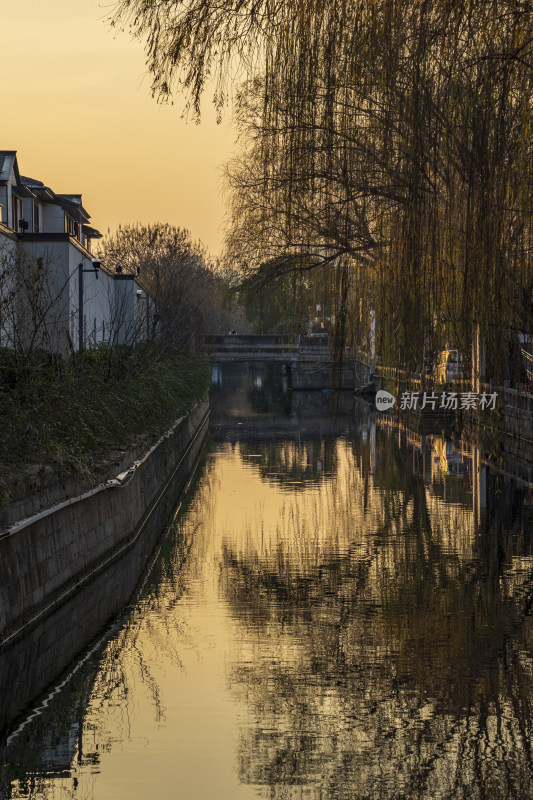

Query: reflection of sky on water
[2,395,533,798]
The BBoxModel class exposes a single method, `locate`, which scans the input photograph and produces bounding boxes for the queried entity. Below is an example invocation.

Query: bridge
[203,334,332,363]
[202,334,376,390]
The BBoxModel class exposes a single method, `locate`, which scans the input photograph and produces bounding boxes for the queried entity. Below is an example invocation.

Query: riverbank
[0,398,210,648]
[0,349,210,526]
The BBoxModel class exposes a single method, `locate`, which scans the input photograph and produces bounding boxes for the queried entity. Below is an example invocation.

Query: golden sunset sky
[1,0,235,255]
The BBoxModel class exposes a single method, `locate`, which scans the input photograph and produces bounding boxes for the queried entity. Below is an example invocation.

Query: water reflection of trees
[3,433,533,798]
[1,472,210,800]
[221,435,533,798]
[0,668,95,800]
[239,439,338,491]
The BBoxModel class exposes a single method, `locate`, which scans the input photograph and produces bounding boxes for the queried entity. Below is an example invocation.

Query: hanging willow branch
[111,0,533,380]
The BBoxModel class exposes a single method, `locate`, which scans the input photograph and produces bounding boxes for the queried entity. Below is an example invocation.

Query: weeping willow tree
[111,0,533,381]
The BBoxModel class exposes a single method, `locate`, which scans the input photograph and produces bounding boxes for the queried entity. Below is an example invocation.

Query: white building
[0,153,21,348]
[0,150,153,356]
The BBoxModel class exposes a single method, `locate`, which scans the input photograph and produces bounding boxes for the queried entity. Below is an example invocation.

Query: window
[33,202,40,233]
[65,215,79,238]
[12,195,22,231]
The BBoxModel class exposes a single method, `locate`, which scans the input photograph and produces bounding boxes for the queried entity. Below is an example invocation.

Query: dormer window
[12,195,22,231]
[65,215,79,238]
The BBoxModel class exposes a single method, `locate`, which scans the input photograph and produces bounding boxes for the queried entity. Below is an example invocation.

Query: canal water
[2,363,533,799]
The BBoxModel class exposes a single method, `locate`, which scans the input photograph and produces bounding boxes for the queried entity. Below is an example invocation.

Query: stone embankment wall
[0,441,158,531]
[0,400,209,647]
[460,387,533,486]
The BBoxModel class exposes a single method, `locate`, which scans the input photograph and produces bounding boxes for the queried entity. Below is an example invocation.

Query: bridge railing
[203,334,297,345]
[202,334,331,349]
[522,348,533,382]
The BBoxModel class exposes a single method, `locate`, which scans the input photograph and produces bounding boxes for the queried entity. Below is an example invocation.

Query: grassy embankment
[0,347,210,504]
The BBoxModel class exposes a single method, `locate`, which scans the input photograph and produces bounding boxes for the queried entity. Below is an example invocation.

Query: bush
[0,347,210,482]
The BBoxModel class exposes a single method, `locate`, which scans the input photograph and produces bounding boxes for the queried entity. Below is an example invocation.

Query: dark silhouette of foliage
[110,0,533,380]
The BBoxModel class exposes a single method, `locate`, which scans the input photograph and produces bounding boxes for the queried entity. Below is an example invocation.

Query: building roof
[56,194,90,221]
[20,175,44,188]
[0,151,19,184]
[5,152,98,231]
[14,184,36,198]
[20,176,91,221]
[56,194,82,204]
[82,224,102,239]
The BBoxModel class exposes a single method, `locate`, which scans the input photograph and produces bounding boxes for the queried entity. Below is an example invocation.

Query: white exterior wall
[21,240,71,356]
[0,158,21,230]
[21,198,32,231]
[2,231,152,355]
[68,247,115,351]
[0,186,8,226]
[113,278,136,346]
[0,229,17,347]
[78,264,114,348]
[83,273,153,350]
[133,287,145,343]
[20,198,41,232]
[82,232,93,254]
[4,183,13,229]
[0,153,108,357]
[6,183,13,229]
[41,204,65,233]
[21,198,32,227]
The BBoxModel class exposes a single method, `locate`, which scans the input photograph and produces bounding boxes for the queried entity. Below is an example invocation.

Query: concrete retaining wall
[0,441,159,531]
[0,400,209,646]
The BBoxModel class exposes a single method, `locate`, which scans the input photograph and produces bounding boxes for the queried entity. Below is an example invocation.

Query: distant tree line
[99,222,246,347]
[0,222,242,483]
